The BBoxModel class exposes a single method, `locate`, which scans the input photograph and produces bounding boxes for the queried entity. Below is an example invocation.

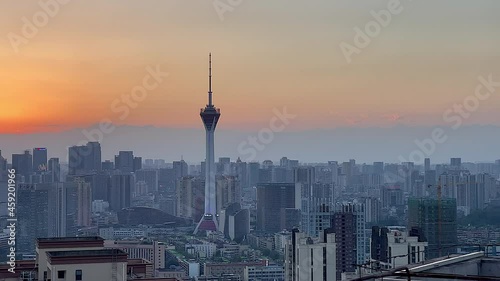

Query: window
[75,270,82,281]
[57,271,65,279]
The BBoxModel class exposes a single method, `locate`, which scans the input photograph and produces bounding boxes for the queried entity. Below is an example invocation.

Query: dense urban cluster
[1,146,500,280]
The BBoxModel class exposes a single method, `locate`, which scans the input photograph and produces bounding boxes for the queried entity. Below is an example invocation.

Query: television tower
[194,53,221,234]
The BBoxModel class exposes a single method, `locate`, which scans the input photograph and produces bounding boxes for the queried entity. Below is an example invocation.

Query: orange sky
[1,0,500,134]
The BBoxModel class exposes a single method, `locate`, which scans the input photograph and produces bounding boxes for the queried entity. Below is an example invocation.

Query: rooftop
[37,236,103,242]
[37,236,105,249]
[47,249,126,258]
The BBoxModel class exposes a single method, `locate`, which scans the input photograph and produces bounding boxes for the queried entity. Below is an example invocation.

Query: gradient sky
[1,0,500,134]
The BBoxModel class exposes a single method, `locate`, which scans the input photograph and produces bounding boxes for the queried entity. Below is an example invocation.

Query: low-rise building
[0,236,156,281]
[104,240,166,272]
[185,239,217,259]
[371,226,428,269]
[204,260,268,280]
[179,259,200,278]
[244,265,284,281]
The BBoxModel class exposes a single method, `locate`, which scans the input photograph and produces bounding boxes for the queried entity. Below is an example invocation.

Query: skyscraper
[173,160,188,180]
[75,180,92,228]
[108,174,133,212]
[424,158,431,172]
[17,184,50,253]
[195,54,221,234]
[12,150,33,181]
[450,158,462,170]
[115,151,134,173]
[0,150,7,172]
[33,147,48,173]
[215,175,241,215]
[135,169,159,194]
[256,183,297,233]
[133,156,142,171]
[48,157,60,182]
[300,183,334,238]
[177,176,205,221]
[68,142,102,175]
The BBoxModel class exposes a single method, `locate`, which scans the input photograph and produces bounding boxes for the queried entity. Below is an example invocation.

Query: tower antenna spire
[208,53,213,106]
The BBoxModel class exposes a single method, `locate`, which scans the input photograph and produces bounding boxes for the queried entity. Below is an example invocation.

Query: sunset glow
[1,0,499,134]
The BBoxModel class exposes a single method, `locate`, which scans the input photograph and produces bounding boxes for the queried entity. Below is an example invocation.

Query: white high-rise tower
[195,53,221,234]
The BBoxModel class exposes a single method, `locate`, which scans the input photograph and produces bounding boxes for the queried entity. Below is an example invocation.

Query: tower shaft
[195,53,221,234]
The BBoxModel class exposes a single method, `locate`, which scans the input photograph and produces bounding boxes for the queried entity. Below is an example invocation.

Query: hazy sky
[1,0,500,135]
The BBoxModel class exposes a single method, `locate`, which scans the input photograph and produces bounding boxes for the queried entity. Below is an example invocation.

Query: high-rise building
[247,162,260,188]
[235,158,248,190]
[216,175,241,215]
[18,180,92,253]
[424,158,431,172]
[17,184,50,253]
[332,203,366,279]
[424,169,436,191]
[108,174,133,212]
[47,182,78,237]
[299,183,334,238]
[402,162,415,194]
[256,183,296,233]
[195,54,221,234]
[272,166,290,183]
[159,167,175,191]
[80,174,110,201]
[0,150,7,171]
[294,166,315,185]
[364,197,381,224]
[75,180,92,228]
[68,142,101,175]
[86,141,102,172]
[284,228,336,281]
[135,169,159,194]
[219,203,250,243]
[331,211,355,279]
[381,185,403,208]
[133,156,142,171]
[177,176,205,221]
[115,151,134,173]
[32,147,48,173]
[102,160,114,171]
[450,158,462,170]
[173,160,189,180]
[258,168,272,183]
[217,157,231,175]
[373,162,384,176]
[48,157,60,182]
[12,150,33,181]
[408,198,457,259]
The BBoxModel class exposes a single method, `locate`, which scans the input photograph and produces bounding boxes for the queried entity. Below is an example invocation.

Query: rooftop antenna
[208,53,213,106]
